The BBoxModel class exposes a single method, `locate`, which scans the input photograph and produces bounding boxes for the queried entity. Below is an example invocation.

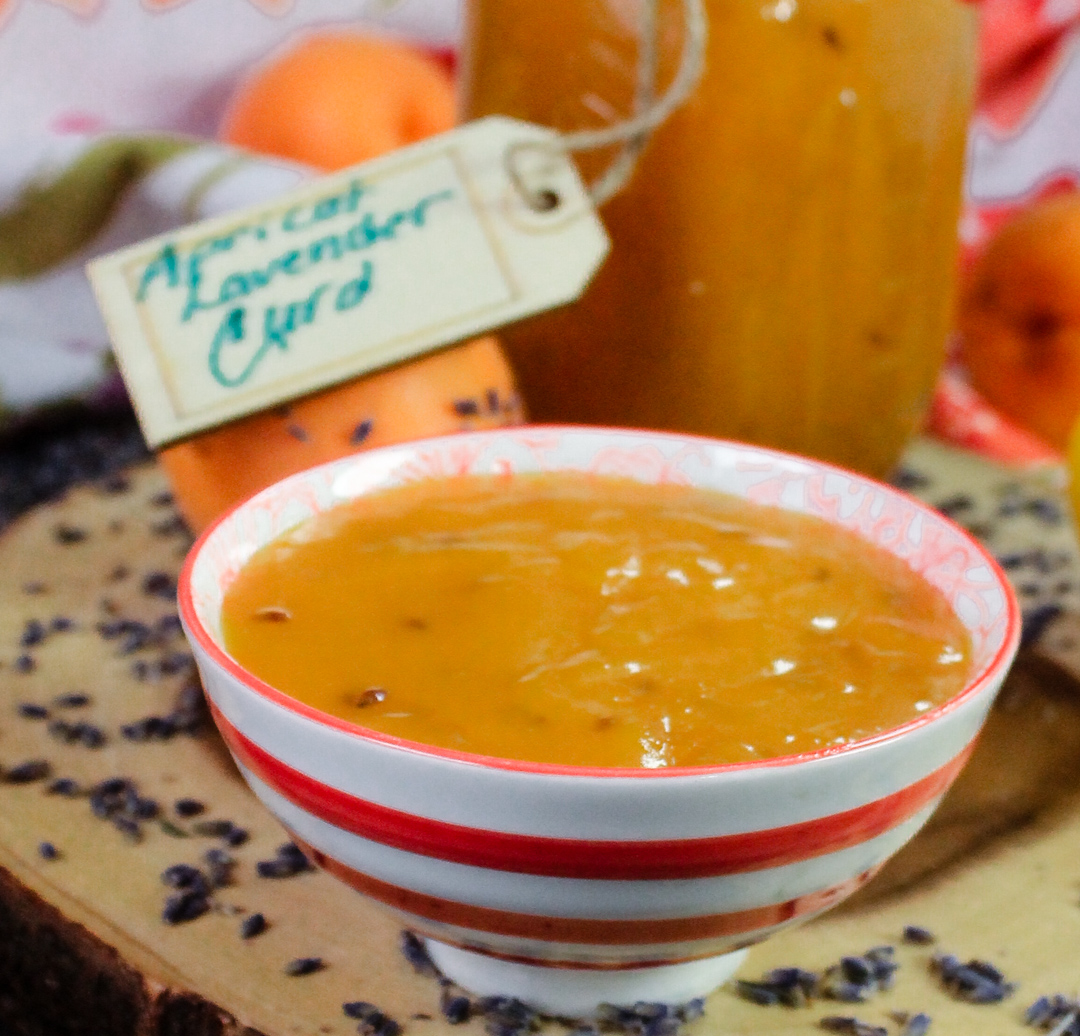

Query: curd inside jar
[460,0,977,477]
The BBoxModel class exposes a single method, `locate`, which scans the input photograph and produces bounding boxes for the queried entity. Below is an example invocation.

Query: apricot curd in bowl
[179,426,1020,1017]
[220,470,972,769]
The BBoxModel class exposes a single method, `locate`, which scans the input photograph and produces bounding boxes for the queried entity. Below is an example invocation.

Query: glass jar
[460,0,976,477]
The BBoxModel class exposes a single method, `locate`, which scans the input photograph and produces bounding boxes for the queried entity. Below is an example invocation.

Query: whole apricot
[958,191,1080,453]
[220,32,456,171]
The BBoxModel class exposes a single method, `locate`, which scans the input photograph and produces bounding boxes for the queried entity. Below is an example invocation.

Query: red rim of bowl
[178,424,1022,779]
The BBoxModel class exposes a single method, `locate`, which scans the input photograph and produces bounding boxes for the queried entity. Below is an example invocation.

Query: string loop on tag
[506,0,708,210]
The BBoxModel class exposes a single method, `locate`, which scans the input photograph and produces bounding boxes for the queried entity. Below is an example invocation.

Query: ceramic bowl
[178,426,1020,1017]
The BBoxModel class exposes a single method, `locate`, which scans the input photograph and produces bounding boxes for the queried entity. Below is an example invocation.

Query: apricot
[158,336,522,533]
[219,32,456,172]
[158,33,522,533]
[958,192,1080,453]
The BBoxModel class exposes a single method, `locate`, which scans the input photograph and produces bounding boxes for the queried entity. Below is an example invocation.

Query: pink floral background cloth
[0,0,457,425]
[0,0,1077,463]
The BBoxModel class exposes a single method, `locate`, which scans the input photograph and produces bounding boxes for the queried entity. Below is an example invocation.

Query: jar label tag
[87,117,610,448]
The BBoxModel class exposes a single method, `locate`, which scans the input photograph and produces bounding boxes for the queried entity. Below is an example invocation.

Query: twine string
[506,0,708,209]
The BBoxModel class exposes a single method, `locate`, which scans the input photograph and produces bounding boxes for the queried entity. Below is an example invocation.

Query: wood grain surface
[0,460,1078,1036]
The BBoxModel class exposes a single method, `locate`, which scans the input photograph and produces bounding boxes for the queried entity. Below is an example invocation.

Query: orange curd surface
[220,473,972,768]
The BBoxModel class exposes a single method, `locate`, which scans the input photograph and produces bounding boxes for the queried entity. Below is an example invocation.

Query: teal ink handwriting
[175,189,453,322]
[208,279,334,389]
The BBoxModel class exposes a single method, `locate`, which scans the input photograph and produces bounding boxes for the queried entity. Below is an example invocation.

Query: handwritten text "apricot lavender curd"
[134,179,454,389]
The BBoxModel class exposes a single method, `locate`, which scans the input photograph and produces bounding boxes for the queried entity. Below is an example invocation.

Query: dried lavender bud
[46,777,81,797]
[17,703,49,720]
[4,759,51,784]
[223,825,249,847]
[736,980,783,1006]
[142,571,177,600]
[158,651,193,675]
[818,1017,887,1036]
[240,912,267,939]
[899,1012,932,1036]
[20,619,47,648]
[53,692,90,708]
[286,423,309,442]
[276,842,314,870]
[440,991,472,1025]
[162,889,210,924]
[477,995,537,1036]
[112,816,142,841]
[89,777,133,818]
[54,524,88,544]
[1026,997,1057,1027]
[401,930,438,977]
[931,953,1016,1004]
[74,722,106,749]
[840,958,874,986]
[161,864,207,890]
[131,797,160,820]
[13,654,36,673]
[157,614,183,638]
[452,398,480,417]
[38,841,60,860]
[151,515,189,537]
[677,999,706,1023]
[350,419,374,445]
[284,957,324,976]
[256,858,303,879]
[344,1002,384,1022]
[192,820,234,838]
[485,388,500,413]
[902,926,935,945]
[175,798,205,817]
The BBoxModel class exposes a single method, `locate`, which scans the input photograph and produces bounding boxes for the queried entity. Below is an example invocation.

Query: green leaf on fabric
[0,134,195,280]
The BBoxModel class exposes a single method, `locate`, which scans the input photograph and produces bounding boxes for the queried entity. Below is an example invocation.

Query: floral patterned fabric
[0,0,457,426]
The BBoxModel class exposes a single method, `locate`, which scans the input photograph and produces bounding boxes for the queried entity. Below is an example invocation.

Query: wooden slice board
[1,460,1079,1036]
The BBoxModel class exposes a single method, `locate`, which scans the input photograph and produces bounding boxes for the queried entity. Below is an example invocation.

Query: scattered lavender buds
[344,1000,403,1036]
[4,759,52,784]
[256,841,314,879]
[400,930,439,978]
[203,847,235,888]
[19,618,47,647]
[818,1017,887,1036]
[930,953,1016,1003]
[38,841,60,861]
[284,956,325,976]
[53,692,90,708]
[240,912,267,939]
[162,888,211,925]
[17,702,49,720]
[45,777,81,797]
[440,989,472,1025]
[53,523,87,544]
[902,926,935,946]
[892,1011,932,1036]
[161,863,209,893]
[452,397,480,417]
[350,419,374,446]
[1025,994,1080,1035]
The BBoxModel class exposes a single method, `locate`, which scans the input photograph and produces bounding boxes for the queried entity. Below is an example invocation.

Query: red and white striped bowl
[178,426,1020,1016]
